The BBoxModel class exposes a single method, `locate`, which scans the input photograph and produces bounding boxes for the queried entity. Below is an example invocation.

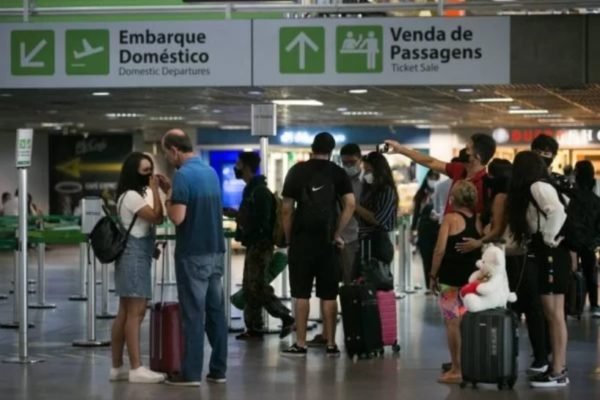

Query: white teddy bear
[460,245,517,313]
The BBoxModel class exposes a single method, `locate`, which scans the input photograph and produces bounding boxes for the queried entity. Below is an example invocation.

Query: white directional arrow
[20,39,47,68]
[285,32,319,70]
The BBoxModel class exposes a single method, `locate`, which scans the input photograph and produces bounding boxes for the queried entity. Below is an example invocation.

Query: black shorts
[288,236,339,300]
[529,242,570,295]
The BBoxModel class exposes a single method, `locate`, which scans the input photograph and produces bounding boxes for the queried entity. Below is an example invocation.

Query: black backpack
[90,202,138,264]
[295,167,338,236]
[529,180,600,252]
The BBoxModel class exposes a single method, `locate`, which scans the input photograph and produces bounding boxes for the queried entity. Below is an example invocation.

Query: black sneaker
[235,331,263,341]
[530,370,569,388]
[281,343,307,357]
[165,375,201,387]
[206,374,226,384]
[306,334,327,347]
[527,361,549,376]
[326,345,341,358]
[279,316,295,339]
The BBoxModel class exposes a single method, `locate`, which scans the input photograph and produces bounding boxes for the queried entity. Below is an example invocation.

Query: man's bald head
[162,128,194,168]
[162,129,193,153]
[164,128,186,139]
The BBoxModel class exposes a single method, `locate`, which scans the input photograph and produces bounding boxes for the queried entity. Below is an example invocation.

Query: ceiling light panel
[272,99,323,106]
[470,97,514,103]
[508,109,549,115]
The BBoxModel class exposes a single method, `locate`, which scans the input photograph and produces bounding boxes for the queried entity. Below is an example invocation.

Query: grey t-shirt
[341,173,363,244]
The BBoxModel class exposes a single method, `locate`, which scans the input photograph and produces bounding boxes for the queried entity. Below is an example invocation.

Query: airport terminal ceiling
[2,84,600,134]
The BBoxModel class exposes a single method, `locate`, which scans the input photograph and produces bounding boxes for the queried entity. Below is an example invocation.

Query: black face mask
[541,156,553,168]
[234,167,243,180]
[138,173,151,187]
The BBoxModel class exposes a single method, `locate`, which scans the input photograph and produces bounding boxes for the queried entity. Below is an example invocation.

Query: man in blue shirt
[158,129,227,387]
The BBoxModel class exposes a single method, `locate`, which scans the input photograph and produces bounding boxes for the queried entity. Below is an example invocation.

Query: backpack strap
[117,192,139,236]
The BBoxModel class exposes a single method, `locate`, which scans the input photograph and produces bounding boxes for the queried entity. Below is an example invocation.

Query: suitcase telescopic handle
[157,241,168,305]
[361,237,372,261]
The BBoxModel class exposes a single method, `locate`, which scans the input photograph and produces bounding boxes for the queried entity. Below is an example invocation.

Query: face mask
[344,165,360,177]
[541,156,553,168]
[138,173,151,187]
[234,167,243,180]
[363,173,374,185]
[427,179,437,190]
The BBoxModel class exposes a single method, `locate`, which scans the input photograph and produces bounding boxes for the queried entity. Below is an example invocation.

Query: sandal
[438,372,462,384]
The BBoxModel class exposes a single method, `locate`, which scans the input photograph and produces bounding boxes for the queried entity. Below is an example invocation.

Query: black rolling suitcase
[339,284,383,361]
[460,308,519,390]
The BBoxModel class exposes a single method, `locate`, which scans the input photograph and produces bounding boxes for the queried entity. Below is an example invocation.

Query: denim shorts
[114,234,155,299]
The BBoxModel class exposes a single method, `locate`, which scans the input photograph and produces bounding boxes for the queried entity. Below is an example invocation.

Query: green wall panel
[0,1,284,20]
[2,0,185,7]
[0,12,283,22]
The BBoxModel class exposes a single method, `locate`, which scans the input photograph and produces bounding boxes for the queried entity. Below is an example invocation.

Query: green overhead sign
[11,30,55,75]
[0,17,510,87]
[65,29,110,75]
[279,27,324,74]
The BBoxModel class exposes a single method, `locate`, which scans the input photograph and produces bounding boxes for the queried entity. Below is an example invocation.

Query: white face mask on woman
[363,173,374,185]
[427,179,437,190]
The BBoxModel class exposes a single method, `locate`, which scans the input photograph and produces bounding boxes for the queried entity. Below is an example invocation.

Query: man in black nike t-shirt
[280,132,355,357]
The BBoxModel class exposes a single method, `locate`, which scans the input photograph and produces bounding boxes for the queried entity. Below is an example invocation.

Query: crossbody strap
[116,192,139,235]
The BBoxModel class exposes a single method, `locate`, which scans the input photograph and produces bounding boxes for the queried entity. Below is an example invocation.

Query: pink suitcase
[375,290,401,353]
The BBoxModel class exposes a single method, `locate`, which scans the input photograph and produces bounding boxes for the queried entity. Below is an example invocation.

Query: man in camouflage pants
[226,152,294,340]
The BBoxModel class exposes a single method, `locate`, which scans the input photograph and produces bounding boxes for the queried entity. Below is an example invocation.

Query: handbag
[368,230,394,264]
[360,239,394,291]
[90,198,138,264]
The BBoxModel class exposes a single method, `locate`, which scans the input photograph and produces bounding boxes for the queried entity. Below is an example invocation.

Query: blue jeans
[174,254,228,381]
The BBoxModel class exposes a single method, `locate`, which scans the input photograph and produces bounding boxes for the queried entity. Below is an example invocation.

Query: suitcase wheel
[459,381,467,389]
[497,382,504,391]
[379,350,384,358]
[507,378,516,389]
[392,342,401,353]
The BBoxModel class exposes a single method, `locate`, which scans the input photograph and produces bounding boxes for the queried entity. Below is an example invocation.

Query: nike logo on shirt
[312,185,325,192]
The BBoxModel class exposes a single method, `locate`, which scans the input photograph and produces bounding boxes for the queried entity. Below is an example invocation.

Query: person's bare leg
[542,295,568,373]
[124,298,148,369]
[319,300,328,340]
[445,318,462,375]
[111,299,127,368]
[295,298,310,347]
[322,299,338,346]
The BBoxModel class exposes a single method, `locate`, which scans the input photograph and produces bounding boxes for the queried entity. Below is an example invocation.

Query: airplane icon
[73,39,104,60]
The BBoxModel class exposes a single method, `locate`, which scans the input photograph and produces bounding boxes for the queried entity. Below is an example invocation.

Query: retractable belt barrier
[398,216,417,295]
[0,217,240,346]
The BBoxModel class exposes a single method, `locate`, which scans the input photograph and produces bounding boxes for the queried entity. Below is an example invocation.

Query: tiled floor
[0,245,598,400]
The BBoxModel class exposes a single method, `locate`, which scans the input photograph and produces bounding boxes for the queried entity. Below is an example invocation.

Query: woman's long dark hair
[413,170,439,209]
[116,152,154,200]
[506,151,549,245]
[487,158,513,196]
[480,158,513,226]
[363,152,399,202]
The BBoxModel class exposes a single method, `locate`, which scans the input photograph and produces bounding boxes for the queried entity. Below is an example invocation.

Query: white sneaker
[109,366,129,382]
[128,366,166,384]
